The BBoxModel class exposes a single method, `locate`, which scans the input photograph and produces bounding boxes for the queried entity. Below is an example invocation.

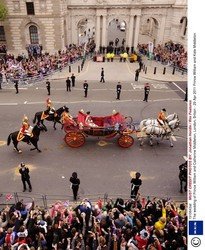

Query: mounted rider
[45,98,56,117]
[19,115,33,143]
[157,108,168,130]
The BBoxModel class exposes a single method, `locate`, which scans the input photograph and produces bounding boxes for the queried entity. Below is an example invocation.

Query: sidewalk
[129,55,187,82]
[51,55,187,83]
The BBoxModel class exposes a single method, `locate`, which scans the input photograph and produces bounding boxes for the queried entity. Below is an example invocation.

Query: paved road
[0,61,187,205]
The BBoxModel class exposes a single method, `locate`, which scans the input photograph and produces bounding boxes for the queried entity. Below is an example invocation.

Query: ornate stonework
[2,0,187,54]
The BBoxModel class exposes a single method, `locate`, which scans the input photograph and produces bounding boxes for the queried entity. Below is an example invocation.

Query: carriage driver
[20,115,32,143]
[45,98,56,117]
[157,108,168,130]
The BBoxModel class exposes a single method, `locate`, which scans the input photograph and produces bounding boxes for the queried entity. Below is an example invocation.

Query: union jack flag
[5,194,13,201]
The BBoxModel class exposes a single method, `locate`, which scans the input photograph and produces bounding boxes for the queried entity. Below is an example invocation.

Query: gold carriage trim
[41,112,49,120]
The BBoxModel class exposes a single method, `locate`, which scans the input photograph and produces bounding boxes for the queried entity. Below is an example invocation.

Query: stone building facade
[0,0,187,55]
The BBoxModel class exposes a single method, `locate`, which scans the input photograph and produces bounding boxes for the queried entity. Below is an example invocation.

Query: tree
[0,1,7,21]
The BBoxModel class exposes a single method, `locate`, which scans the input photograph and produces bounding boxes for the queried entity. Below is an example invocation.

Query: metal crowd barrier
[1,52,93,87]
[0,191,186,210]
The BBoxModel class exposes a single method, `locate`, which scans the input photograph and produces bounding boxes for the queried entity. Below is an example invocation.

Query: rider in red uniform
[20,115,32,143]
[45,98,56,116]
[158,108,167,130]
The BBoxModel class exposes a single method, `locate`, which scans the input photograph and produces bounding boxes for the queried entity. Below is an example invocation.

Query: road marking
[152,83,168,89]
[27,101,44,104]
[0,140,6,146]
[0,98,184,106]
[153,98,182,102]
[0,103,18,105]
[14,164,37,180]
[129,171,155,180]
[126,61,135,76]
[172,81,186,94]
[97,140,108,146]
[183,156,188,161]
[131,83,144,90]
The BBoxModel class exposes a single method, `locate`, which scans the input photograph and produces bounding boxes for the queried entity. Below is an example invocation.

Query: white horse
[140,113,179,131]
[139,117,180,147]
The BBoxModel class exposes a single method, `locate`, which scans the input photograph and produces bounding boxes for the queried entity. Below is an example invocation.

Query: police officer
[100,68,105,83]
[46,79,51,95]
[0,71,2,90]
[139,61,143,71]
[130,172,142,199]
[19,162,32,192]
[83,80,88,97]
[71,73,76,87]
[66,77,71,92]
[143,83,150,102]
[135,69,140,81]
[70,172,80,201]
[14,79,19,94]
[116,82,122,100]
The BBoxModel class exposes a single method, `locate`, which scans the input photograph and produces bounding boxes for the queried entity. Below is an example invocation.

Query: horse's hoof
[18,150,22,153]
[140,144,143,147]
[13,148,17,151]
[150,144,153,147]
[170,145,173,147]
[38,150,42,153]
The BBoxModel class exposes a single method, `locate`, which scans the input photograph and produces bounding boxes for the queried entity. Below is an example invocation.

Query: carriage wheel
[118,135,134,148]
[65,132,85,148]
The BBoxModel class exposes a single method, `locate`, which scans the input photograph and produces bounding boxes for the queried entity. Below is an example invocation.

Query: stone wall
[1,0,187,55]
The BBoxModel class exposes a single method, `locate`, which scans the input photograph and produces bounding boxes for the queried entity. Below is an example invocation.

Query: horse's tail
[7,133,12,146]
[33,113,37,124]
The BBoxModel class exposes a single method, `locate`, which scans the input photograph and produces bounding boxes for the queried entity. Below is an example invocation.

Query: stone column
[128,15,134,48]
[95,15,101,51]
[102,15,107,47]
[133,15,141,50]
[157,15,166,45]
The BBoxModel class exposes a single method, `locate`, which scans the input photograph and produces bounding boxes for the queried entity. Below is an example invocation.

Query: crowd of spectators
[0,196,187,249]
[138,42,187,71]
[0,41,95,83]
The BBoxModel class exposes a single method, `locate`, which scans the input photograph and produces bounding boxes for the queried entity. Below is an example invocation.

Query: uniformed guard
[66,77,71,92]
[157,108,167,129]
[46,79,51,95]
[116,82,122,100]
[143,83,150,102]
[135,69,140,81]
[100,68,105,83]
[83,80,88,97]
[71,73,76,87]
[130,172,142,199]
[14,74,19,94]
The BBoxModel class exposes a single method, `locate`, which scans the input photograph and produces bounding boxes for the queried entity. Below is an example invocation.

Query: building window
[26,2,35,15]
[29,25,39,44]
[0,26,6,41]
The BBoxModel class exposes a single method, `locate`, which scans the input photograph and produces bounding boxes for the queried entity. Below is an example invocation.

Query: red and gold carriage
[63,111,134,148]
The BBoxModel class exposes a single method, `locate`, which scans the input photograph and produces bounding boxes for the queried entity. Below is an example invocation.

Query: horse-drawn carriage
[63,111,134,148]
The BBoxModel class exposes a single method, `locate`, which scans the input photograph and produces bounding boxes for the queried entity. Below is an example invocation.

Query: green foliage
[0,2,8,21]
